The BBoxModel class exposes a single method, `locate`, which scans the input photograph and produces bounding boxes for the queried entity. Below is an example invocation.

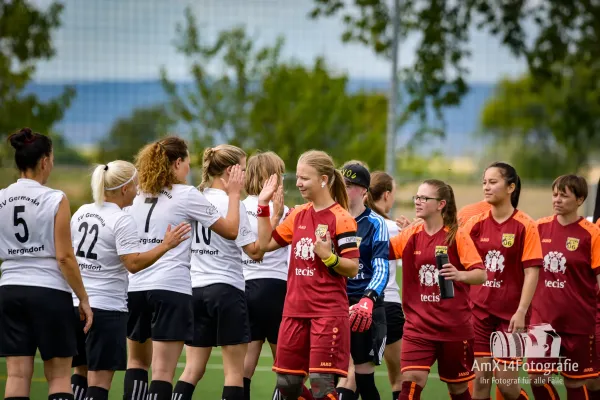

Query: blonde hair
[298,150,349,210]
[199,144,247,191]
[135,136,188,195]
[343,159,369,169]
[245,151,285,195]
[91,160,137,206]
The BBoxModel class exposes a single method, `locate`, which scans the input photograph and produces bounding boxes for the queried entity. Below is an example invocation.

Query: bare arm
[54,196,93,332]
[441,265,487,285]
[257,211,283,252]
[243,240,265,261]
[55,196,87,302]
[517,266,540,313]
[332,257,359,278]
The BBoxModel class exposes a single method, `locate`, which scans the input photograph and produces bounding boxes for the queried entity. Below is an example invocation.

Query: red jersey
[531,216,600,334]
[389,224,484,341]
[272,202,360,318]
[458,201,492,227]
[462,209,543,321]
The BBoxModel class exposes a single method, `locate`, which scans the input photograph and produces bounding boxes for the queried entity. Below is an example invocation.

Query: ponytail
[91,165,108,206]
[136,136,188,195]
[423,179,458,246]
[331,169,349,211]
[511,175,521,208]
[199,147,214,191]
[90,161,137,207]
[198,145,246,191]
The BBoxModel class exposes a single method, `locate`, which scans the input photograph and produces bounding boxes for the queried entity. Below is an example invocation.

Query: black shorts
[73,308,128,371]
[187,283,250,347]
[0,285,77,361]
[384,301,405,345]
[349,296,387,365]
[127,290,193,343]
[246,278,286,344]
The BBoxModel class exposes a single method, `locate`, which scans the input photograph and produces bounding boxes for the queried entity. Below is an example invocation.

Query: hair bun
[8,127,34,150]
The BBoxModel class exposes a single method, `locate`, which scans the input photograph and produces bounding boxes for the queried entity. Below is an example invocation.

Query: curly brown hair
[135,136,188,195]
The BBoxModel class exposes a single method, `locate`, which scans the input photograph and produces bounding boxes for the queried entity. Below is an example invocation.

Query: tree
[248,58,388,169]
[479,74,597,179]
[0,0,76,165]
[96,105,172,163]
[309,0,600,145]
[161,7,282,152]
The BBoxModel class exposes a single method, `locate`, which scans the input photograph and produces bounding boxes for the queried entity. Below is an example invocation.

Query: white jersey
[0,179,68,291]
[71,202,141,311]
[127,184,221,295]
[242,195,289,281]
[383,219,402,304]
[191,188,256,291]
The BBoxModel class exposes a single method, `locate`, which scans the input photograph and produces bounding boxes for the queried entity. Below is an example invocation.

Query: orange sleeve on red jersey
[273,204,306,246]
[596,219,600,228]
[332,206,359,258]
[519,214,543,268]
[460,209,487,235]
[579,220,600,274]
[456,227,484,269]
[458,201,491,227]
[389,224,421,260]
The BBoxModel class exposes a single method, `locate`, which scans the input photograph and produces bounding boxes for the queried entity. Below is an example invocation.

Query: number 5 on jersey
[13,205,29,243]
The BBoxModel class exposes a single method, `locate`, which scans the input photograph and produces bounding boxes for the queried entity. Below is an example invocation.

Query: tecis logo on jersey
[418,264,440,302]
[294,237,316,277]
[483,250,504,288]
[543,251,567,289]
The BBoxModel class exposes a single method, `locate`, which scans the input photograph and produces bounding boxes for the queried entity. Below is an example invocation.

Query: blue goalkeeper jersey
[347,207,390,299]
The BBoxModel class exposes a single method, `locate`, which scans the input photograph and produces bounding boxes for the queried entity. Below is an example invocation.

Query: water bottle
[435,253,455,299]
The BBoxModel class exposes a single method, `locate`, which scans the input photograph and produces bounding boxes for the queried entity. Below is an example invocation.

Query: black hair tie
[104,165,109,171]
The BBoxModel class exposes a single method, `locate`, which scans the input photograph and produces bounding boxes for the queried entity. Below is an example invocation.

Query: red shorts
[528,332,596,379]
[273,316,350,377]
[401,335,475,383]
[474,312,524,365]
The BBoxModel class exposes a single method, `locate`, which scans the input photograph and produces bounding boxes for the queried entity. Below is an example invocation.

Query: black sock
[147,380,173,400]
[123,368,148,400]
[222,385,244,400]
[243,377,251,400]
[393,390,401,400]
[85,386,108,400]
[337,387,358,399]
[49,394,74,400]
[173,380,196,400]
[355,372,380,400]
[71,373,88,400]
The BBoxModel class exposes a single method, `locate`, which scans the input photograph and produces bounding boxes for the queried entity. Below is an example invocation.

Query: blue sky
[32,0,530,83]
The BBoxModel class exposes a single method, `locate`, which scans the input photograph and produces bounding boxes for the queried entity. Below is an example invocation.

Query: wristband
[257,204,270,217]
[363,289,378,303]
[322,253,338,268]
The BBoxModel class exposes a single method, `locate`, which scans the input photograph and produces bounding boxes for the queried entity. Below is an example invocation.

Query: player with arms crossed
[527,175,600,400]
[336,162,389,400]
[172,145,264,400]
[462,162,542,400]
[0,128,93,400]
[389,179,487,400]
[366,171,405,400]
[241,151,290,400]
[69,161,191,400]
[257,150,360,400]
[124,137,244,400]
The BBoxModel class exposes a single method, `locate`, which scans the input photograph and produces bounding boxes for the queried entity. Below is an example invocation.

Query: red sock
[300,384,316,400]
[450,388,472,399]
[517,388,531,400]
[566,386,588,400]
[531,383,559,400]
[399,381,423,400]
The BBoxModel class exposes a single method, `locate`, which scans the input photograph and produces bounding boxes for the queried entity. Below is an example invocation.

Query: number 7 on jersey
[144,197,158,233]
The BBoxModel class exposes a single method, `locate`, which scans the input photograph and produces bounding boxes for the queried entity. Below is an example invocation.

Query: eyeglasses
[412,195,441,203]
